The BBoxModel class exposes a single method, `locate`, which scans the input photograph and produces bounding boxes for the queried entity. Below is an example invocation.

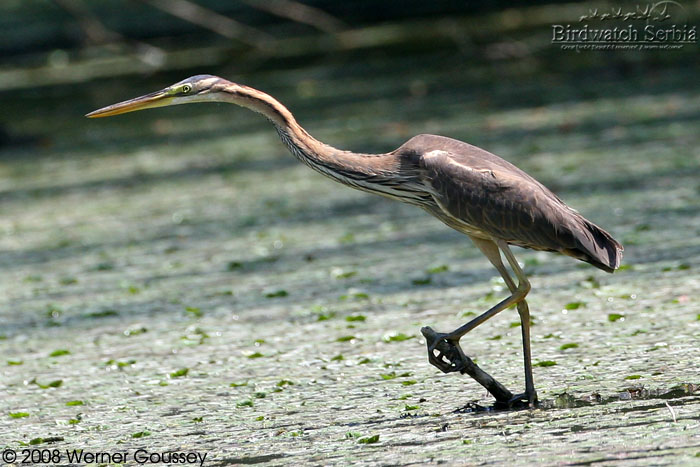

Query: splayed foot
[421,326,513,404]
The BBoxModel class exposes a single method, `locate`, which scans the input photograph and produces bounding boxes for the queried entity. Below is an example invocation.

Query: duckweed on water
[123,325,147,336]
[339,292,369,301]
[317,313,335,322]
[131,431,150,438]
[427,264,449,274]
[413,277,433,286]
[29,436,63,445]
[404,405,420,411]
[8,360,23,365]
[247,352,265,358]
[185,306,202,317]
[559,343,579,350]
[169,368,189,378]
[383,332,414,343]
[357,434,380,444]
[86,309,119,318]
[49,349,70,357]
[333,269,357,279]
[9,412,29,418]
[564,301,585,310]
[230,381,248,387]
[32,379,63,389]
[65,400,83,406]
[608,313,625,322]
[336,335,356,342]
[345,314,366,322]
[265,290,288,298]
[534,361,557,367]
[331,354,344,361]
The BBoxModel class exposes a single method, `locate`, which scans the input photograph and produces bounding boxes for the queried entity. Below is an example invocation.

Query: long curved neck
[215,81,422,200]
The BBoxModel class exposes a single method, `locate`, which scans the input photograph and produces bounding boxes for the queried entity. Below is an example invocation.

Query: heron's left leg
[496,240,537,406]
[422,238,530,375]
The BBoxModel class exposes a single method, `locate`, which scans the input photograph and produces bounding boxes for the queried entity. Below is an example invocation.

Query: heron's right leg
[495,240,536,406]
[472,238,537,407]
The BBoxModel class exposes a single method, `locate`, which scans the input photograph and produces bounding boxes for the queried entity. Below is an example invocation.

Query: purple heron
[87,75,623,407]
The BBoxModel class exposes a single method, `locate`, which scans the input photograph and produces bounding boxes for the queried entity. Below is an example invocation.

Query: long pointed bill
[85,90,173,118]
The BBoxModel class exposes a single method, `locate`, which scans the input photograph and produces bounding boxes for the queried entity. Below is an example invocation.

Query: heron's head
[86,75,229,118]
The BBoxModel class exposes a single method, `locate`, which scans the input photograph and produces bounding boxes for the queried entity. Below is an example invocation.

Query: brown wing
[414,144,622,272]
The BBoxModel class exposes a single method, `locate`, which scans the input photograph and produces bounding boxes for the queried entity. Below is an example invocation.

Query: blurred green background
[2,0,698,157]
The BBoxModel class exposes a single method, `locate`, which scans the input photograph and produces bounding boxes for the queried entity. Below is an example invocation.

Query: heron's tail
[569,219,624,273]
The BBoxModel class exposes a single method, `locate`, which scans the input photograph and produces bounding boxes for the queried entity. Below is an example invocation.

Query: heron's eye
[182,84,192,94]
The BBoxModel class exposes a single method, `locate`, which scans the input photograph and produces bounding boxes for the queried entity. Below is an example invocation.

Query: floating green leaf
[412,277,431,285]
[383,333,414,343]
[427,265,449,274]
[265,290,288,298]
[33,379,63,389]
[169,368,189,378]
[345,315,366,322]
[559,343,579,350]
[357,434,380,444]
[227,261,243,270]
[336,335,356,342]
[49,349,70,357]
[608,313,625,322]
[9,412,29,418]
[534,360,557,367]
[86,309,119,318]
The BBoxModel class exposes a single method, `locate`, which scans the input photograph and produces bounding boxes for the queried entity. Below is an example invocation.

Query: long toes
[506,392,538,409]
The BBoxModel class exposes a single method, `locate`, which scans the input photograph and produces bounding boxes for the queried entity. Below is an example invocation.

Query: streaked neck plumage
[213,80,426,203]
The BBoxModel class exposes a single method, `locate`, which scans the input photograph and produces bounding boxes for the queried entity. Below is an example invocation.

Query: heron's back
[397,134,623,272]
